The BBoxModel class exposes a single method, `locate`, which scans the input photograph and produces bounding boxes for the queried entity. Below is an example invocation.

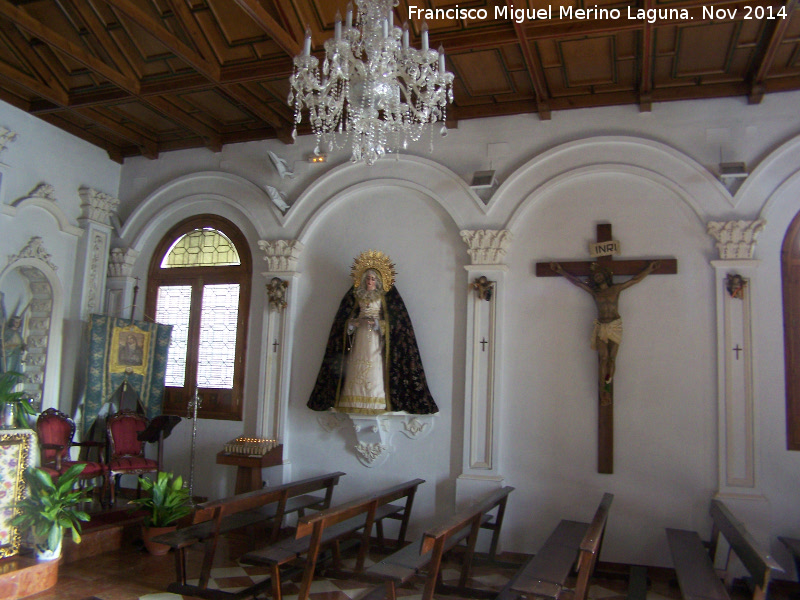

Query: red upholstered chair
[106,409,158,505]
[36,407,109,505]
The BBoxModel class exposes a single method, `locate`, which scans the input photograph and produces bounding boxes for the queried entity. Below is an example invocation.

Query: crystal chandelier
[288,0,455,166]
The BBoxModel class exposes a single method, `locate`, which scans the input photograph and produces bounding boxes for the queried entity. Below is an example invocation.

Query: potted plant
[128,471,192,555]
[10,464,91,560]
[0,371,36,428]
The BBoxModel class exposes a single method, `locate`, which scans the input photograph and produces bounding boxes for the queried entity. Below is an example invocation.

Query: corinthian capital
[460,229,512,265]
[258,239,304,273]
[707,220,766,259]
[108,247,139,277]
[79,187,120,226]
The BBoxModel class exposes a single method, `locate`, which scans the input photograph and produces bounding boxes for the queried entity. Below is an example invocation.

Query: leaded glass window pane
[161,228,240,268]
[197,284,240,389]
[155,285,192,387]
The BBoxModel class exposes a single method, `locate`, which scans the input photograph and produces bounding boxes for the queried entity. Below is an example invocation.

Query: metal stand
[187,388,201,504]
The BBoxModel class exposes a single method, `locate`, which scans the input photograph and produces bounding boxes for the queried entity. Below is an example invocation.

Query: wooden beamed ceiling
[0,0,796,162]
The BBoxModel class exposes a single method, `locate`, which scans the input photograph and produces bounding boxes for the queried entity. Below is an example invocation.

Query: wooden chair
[36,407,109,504]
[106,409,158,505]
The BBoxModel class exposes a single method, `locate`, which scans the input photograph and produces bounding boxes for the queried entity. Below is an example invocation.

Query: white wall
[6,88,800,573]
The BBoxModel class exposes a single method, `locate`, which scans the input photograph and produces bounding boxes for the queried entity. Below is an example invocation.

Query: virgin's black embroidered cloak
[307,286,438,414]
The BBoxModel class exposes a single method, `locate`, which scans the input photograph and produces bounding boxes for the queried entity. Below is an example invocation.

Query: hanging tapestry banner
[83,314,172,436]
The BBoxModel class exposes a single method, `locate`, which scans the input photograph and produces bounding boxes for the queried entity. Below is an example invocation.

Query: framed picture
[109,325,151,376]
[0,431,32,558]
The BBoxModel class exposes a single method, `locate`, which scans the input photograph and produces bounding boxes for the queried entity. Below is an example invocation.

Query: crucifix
[536,224,677,473]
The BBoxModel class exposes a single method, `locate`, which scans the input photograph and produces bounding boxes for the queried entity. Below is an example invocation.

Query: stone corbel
[315,412,436,468]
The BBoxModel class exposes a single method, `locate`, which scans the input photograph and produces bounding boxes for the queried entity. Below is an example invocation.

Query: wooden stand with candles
[216,441,283,494]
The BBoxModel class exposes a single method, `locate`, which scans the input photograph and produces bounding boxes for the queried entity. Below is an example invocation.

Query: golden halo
[351,250,396,291]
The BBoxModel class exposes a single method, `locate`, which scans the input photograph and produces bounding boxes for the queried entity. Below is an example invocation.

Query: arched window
[782,210,800,449]
[145,215,252,420]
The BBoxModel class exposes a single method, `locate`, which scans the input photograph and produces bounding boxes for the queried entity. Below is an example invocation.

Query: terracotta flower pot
[141,524,175,556]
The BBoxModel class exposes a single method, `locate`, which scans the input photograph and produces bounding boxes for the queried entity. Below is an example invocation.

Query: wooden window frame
[782,210,800,450]
[145,215,252,421]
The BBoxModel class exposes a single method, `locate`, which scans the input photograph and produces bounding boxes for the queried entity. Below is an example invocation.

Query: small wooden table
[216,444,283,494]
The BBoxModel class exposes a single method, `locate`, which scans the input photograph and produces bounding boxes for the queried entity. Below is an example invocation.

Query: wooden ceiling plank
[74,106,158,158]
[164,0,219,68]
[639,0,654,111]
[145,94,222,150]
[64,0,138,81]
[222,83,293,141]
[0,0,139,94]
[0,19,69,100]
[232,0,301,58]
[505,0,551,119]
[103,0,221,82]
[0,55,68,105]
[747,0,798,103]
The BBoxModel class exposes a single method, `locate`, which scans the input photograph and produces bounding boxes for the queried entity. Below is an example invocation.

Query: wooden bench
[666,499,783,600]
[156,471,344,598]
[360,485,515,600]
[241,478,425,600]
[497,492,614,600]
[778,536,800,580]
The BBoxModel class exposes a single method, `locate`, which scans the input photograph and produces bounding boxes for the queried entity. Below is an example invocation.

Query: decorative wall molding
[8,237,57,271]
[107,248,139,278]
[711,259,761,498]
[78,187,120,226]
[460,230,512,265]
[2,183,82,237]
[266,277,289,312]
[315,411,436,468]
[707,220,766,260]
[258,239,304,272]
[29,183,55,201]
[0,126,18,154]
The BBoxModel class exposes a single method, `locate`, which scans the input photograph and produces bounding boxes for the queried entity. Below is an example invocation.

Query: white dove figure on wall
[265,185,290,212]
[267,151,295,179]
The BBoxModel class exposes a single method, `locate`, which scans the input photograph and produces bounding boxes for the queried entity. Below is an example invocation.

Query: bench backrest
[420,485,515,555]
[573,492,614,600]
[710,500,783,600]
[194,471,345,527]
[295,478,424,538]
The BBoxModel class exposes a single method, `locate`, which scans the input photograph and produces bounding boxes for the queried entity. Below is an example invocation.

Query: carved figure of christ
[536,224,677,473]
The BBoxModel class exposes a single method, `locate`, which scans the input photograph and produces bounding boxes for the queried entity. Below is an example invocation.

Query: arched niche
[0,237,64,412]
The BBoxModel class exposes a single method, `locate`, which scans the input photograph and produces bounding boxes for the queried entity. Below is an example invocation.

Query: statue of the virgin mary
[307,250,438,415]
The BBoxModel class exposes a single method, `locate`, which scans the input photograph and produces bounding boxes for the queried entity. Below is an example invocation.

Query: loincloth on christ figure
[591,318,623,349]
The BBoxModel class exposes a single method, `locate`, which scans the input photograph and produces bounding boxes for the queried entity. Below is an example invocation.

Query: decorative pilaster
[75,188,119,319]
[708,220,764,498]
[456,229,510,504]
[257,240,304,457]
[106,248,140,318]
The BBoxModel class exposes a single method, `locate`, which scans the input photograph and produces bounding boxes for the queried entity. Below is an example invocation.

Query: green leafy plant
[10,464,92,555]
[0,371,36,428]
[128,472,192,527]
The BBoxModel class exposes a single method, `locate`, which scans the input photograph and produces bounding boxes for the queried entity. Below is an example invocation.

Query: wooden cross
[536,223,677,474]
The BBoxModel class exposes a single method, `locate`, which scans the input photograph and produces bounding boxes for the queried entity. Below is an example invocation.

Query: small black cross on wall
[273,339,280,353]
[480,338,488,352]
[733,344,743,360]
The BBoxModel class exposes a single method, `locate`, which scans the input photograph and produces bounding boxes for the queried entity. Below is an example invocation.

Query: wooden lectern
[216,444,283,494]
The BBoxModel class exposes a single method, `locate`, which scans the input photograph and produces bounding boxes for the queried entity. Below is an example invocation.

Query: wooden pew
[241,478,424,600]
[666,499,783,600]
[155,471,344,598]
[778,536,800,580]
[360,485,515,600]
[496,492,614,600]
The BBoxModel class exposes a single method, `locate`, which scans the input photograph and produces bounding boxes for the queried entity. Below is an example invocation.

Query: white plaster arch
[121,171,283,244]
[742,133,800,221]
[287,154,486,238]
[494,136,734,229]
[0,252,65,412]
[1,192,83,237]
[505,163,710,232]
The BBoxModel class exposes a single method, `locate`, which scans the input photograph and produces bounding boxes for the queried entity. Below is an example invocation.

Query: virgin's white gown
[336,297,386,414]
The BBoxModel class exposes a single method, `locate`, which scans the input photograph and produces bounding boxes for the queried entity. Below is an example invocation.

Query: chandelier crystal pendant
[288,0,455,166]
